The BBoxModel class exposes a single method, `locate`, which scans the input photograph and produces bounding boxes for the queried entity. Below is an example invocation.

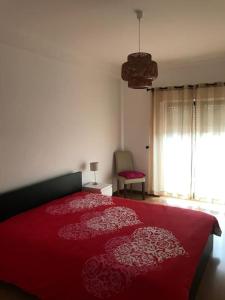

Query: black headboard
[0,172,82,222]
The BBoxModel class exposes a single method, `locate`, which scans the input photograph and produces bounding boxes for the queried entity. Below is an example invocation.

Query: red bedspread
[0,192,221,300]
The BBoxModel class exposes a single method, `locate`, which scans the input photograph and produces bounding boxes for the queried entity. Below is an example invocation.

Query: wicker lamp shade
[121,10,158,89]
[121,52,158,89]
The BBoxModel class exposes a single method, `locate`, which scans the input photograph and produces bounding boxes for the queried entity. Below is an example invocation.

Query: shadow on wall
[111,149,122,192]
[78,162,87,171]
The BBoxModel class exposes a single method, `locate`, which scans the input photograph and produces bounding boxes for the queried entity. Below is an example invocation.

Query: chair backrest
[115,150,134,173]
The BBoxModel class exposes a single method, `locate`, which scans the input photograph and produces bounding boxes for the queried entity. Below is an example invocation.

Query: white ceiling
[1,0,225,68]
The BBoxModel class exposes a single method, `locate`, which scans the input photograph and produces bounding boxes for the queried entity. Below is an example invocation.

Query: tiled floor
[0,194,224,300]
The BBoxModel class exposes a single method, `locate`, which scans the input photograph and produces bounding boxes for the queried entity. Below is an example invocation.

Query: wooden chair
[115,150,146,200]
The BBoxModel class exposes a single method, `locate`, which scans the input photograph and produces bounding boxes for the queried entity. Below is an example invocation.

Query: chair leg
[124,184,127,198]
[117,179,120,195]
[130,184,133,196]
[142,182,145,200]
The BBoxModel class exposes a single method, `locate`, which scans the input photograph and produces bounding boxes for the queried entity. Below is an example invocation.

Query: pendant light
[121,10,158,89]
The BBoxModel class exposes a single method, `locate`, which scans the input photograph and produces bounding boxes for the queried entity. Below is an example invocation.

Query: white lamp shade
[90,162,99,171]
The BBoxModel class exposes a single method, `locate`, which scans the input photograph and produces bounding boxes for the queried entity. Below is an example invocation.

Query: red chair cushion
[118,170,145,179]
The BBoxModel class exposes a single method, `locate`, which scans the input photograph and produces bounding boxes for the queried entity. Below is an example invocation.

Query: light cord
[139,17,141,52]
[135,10,143,52]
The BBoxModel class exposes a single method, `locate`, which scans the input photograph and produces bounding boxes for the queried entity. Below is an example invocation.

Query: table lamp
[90,162,99,185]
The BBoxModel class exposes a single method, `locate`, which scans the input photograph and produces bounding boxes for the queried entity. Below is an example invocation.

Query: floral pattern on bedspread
[82,226,187,299]
[46,193,114,215]
[0,191,221,300]
[58,206,142,240]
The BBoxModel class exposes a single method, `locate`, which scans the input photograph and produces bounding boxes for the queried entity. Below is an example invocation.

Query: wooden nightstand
[83,183,113,196]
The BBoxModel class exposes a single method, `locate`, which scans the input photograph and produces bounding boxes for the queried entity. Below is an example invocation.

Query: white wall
[121,82,150,190]
[0,43,121,192]
[122,59,225,191]
[154,59,225,87]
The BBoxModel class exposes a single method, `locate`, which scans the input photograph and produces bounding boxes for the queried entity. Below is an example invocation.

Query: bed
[0,172,221,300]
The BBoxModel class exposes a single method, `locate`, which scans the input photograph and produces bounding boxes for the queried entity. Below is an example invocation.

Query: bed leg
[124,184,127,198]
[142,182,145,200]
[117,179,120,196]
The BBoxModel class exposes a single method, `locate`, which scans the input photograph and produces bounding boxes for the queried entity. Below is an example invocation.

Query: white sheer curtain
[194,84,225,204]
[149,87,194,198]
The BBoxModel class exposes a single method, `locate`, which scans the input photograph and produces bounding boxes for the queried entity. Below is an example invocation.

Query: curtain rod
[147,81,225,91]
